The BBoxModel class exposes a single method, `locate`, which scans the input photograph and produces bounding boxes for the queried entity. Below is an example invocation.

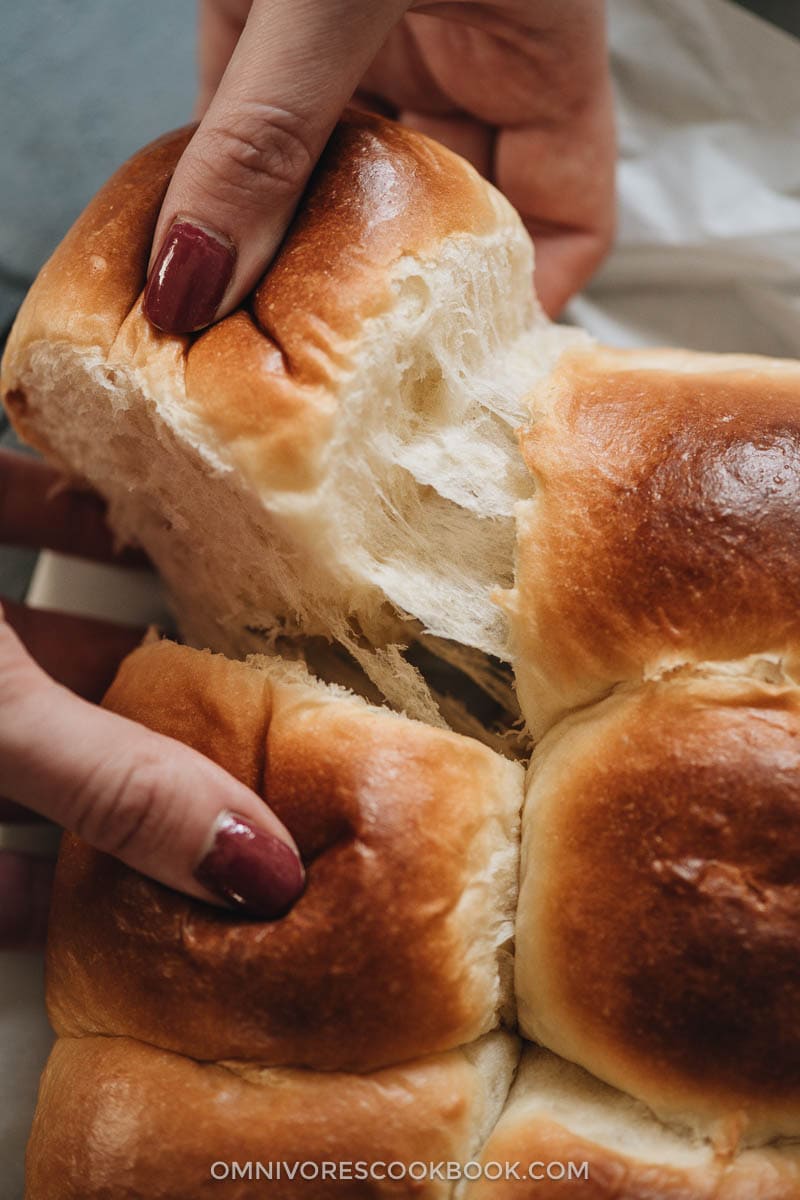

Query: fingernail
[144,220,235,334]
[195,812,304,919]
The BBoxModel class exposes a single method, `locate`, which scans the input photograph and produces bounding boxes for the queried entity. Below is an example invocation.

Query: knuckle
[190,104,315,208]
[70,748,175,862]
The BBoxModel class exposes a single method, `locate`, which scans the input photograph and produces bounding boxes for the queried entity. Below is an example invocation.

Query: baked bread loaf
[501,343,800,1150]
[5,112,800,1198]
[515,672,800,1145]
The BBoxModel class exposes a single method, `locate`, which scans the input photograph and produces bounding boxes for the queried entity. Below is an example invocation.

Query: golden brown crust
[467,1110,800,1200]
[6,127,193,362]
[2,111,505,488]
[182,111,502,485]
[504,346,800,734]
[26,1035,501,1200]
[244,113,499,377]
[46,642,521,1071]
[515,673,800,1140]
[466,1046,800,1200]
[470,1117,676,1200]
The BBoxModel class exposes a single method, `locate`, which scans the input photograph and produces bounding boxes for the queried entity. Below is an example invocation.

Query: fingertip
[144,219,236,334]
[532,226,614,317]
[193,810,306,920]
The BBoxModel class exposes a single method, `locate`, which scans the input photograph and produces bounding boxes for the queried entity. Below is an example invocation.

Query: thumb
[0,613,304,918]
[144,0,407,334]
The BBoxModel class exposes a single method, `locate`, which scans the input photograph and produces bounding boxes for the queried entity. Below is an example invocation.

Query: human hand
[143,0,615,333]
[0,450,304,947]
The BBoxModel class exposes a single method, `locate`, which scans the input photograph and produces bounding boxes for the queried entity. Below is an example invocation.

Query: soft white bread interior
[515,670,800,1147]
[465,1045,800,1200]
[25,1032,520,1200]
[0,112,582,737]
[46,640,523,1071]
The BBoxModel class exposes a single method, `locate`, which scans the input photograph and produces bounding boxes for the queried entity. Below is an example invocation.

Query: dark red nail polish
[144,220,235,334]
[195,813,304,919]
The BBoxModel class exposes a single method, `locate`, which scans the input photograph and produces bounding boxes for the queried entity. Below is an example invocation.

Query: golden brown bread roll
[465,1046,800,1200]
[26,1033,519,1200]
[500,345,800,737]
[46,641,522,1071]
[0,109,581,734]
[515,672,800,1146]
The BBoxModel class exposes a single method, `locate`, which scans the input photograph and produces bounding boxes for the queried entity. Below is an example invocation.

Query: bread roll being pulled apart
[0,110,582,747]
[47,640,523,1072]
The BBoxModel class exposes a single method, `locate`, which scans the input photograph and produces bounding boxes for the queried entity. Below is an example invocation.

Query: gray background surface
[0,0,195,599]
[0,0,796,344]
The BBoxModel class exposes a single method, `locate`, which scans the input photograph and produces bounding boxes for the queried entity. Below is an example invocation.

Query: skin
[0,453,299,947]
[152,0,615,318]
[2,0,615,943]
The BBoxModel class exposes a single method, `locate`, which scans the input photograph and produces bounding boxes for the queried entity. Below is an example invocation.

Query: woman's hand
[143,0,615,333]
[0,451,304,947]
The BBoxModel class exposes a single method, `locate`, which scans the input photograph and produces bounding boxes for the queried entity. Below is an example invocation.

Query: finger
[489,8,616,317]
[497,112,616,317]
[2,598,144,702]
[0,851,54,949]
[379,2,616,315]
[144,0,408,334]
[196,0,250,118]
[399,110,492,177]
[0,449,146,566]
[0,612,304,917]
[526,223,614,318]
[358,18,455,116]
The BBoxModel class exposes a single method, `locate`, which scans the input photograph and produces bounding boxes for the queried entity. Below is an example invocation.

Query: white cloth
[570,0,800,358]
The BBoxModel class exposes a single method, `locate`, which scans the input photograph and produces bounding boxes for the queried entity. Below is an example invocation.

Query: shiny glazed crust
[9,109,800,1198]
[502,346,800,736]
[1,110,506,493]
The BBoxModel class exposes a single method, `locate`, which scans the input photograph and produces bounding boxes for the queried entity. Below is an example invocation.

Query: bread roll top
[46,641,523,1071]
[515,671,800,1144]
[503,346,800,737]
[2,110,580,732]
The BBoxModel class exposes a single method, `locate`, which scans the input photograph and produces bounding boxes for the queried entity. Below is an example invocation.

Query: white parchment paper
[572,0,800,356]
[3,2,799,1195]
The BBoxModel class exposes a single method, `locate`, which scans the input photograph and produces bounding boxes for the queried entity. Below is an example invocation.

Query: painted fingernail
[144,220,235,334]
[195,812,304,919]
